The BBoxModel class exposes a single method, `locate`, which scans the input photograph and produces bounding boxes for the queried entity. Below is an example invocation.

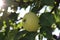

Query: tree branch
[50,2,59,13]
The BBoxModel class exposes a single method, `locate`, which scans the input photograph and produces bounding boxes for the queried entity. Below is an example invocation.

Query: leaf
[0,21,3,30]
[17,22,22,28]
[14,30,28,40]
[40,0,55,6]
[31,5,44,13]
[40,26,53,40]
[6,0,18,6]
[31,0,44,13]
[4,30,18,40]
[56,22,60,29]
[9,12,18,22]
[20,2,33,8]
[16,0,21,2]
[54,9,60,22]
[19,32,37,40]
[0,32,5,40]
[39,12,55,27]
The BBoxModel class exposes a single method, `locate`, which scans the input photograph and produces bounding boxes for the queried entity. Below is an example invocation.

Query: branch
[50,2,59,13]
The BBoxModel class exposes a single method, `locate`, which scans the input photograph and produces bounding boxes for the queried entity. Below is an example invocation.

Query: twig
[50,2,59,13]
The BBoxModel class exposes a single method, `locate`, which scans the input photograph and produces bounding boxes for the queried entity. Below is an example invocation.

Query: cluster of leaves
[0,0,60,40]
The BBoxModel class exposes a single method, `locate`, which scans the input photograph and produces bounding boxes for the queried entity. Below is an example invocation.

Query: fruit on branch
[22,12,39,32]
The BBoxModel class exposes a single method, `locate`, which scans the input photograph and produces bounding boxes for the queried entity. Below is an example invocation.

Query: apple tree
[0,0,60,40]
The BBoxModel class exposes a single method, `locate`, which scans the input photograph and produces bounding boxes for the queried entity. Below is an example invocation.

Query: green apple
[22,12,39,32]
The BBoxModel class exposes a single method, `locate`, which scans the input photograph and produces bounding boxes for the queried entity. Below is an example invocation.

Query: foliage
[0,0,60,40]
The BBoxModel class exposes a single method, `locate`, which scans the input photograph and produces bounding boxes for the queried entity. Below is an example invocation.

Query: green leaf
[23,0,29,3]
[19,31,37,40]
[6,0,18,7]
[39,12,55,27]
[31,5,44,13]
[40,0,55,6]
[8,12,18,22]
[56,22,60,29]
[40,26,53,40]
[14,30,28,40]
[0,21,3,30]
[0,32,5,40]
[4,30,18,40]
[16,0,21,2]
[54,9,60,22]
[31,0,44,13]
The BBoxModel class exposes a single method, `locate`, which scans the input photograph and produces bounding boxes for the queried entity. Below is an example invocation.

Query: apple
[22,12,40,32]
